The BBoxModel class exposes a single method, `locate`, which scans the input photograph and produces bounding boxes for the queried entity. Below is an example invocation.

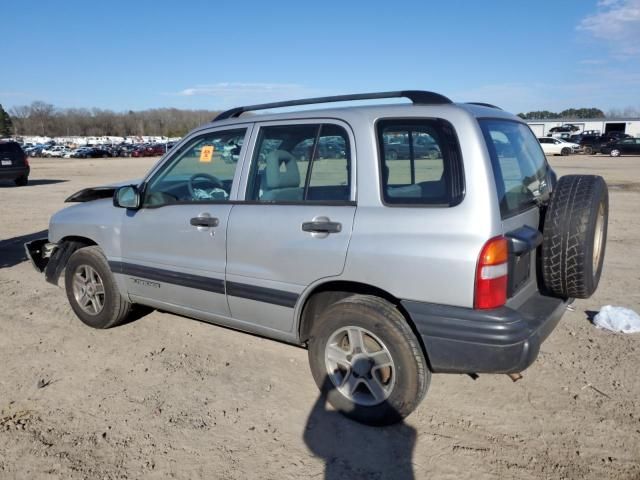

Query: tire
[14,176,28,186]
[561,147,571,156]
[542,175,608,299]
[610,149,621,157]
[387,149,398,160]
[584,146,593,155]
[64,246,132,329]
[308,295,430,426]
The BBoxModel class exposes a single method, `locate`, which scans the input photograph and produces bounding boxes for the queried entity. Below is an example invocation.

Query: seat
[260,150,303,201]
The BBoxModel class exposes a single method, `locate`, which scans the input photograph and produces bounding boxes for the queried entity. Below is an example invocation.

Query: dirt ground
[1,154,639,480]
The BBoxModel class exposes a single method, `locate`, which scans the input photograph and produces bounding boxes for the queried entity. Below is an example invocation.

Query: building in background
[526,118,640,138]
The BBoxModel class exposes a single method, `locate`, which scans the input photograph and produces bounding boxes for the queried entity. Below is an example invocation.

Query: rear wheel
[584,146,593,155]
[14,176,28,186]
[542,175,608,298]
[308,295,429,426]
[387,149,398,160]
[610,149,621,157]
[65,246,132,329]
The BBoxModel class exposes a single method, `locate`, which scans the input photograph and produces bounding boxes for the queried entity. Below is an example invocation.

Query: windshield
[479,119,550,218]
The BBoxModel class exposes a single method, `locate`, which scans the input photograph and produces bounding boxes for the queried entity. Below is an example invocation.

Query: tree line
[2,102,222,138]
[517,108,606,120]
[2,101,639,138]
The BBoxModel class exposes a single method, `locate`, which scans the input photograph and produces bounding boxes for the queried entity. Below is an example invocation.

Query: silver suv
[26,91,609,425]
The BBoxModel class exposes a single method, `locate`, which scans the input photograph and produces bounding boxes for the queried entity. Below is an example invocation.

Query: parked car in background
[25,145,45,157]
[601,137,640,156]
[548,124,580,133]
[70,147,93,158]
[86,148,113,158]
[131,146,150,158]
[118,145,138,157]
[576,133,632,154]
[42,145,71,158]
[0,140,30,186]
[383,134,441,160]
[538,137,580,156]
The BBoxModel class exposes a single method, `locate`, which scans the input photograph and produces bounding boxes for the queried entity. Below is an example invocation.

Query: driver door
[119,126,251,317]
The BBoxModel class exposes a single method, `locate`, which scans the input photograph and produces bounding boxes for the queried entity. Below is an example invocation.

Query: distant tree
[4,102,224,137]
[518,108,605,120]
[558,108,605,119]
[518,110,559,120]
[0,104,13,137]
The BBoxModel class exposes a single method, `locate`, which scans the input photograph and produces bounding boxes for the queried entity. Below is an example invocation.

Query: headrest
[265,150,300,189]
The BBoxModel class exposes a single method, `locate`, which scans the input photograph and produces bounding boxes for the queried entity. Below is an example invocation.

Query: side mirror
[113,185,141,209]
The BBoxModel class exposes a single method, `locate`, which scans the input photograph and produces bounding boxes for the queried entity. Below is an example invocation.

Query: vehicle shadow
[303,377,417,479]
[0,230,48,269]
[0,179,68,188]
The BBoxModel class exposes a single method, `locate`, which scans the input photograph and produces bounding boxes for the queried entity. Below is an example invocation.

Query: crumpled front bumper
[24,238,71,286]
[24,238,52,272]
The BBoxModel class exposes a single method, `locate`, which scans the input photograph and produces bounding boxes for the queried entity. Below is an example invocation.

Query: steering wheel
[187,173,224,198]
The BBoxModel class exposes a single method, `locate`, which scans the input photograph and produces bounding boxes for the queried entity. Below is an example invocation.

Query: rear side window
[246,123,351,203]
[377,119,463,206]
[479,119,550,218]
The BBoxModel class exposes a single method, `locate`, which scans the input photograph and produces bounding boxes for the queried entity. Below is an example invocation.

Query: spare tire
[541,175,608,298]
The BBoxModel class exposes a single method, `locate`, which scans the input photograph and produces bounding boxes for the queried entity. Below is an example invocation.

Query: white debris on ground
[593,305,640,333]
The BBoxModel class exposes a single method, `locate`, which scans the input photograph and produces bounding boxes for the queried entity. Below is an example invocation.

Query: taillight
[24,154,29,166]
[474,236,508,309]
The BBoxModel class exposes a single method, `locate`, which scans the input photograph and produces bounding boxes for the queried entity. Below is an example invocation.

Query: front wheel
[561,147,571,156]
[610,149,621,157]
[65,246,133,329]
[308,295,429,426]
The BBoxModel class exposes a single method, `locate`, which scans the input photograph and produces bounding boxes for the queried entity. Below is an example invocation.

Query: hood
[65,178,142,203]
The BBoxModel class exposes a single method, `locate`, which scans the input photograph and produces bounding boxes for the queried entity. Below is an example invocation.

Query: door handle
[302,220,342,234]
[190,216,219,227]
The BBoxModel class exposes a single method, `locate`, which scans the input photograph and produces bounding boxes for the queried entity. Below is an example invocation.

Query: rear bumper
[0,166,29,180]
[402,293,570,374]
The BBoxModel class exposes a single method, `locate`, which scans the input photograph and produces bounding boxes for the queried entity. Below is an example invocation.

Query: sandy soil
[0,155,639,480]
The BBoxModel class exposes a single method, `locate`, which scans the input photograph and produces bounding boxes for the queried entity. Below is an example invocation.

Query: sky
[1,0,640,114]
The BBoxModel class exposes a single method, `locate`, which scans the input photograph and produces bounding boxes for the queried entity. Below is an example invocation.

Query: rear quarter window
[479,119,550,219]
[376,119,464,206]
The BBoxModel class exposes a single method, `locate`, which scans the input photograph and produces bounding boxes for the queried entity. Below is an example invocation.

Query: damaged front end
[24,239,84,286]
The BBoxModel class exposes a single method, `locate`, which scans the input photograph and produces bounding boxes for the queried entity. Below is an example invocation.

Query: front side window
[143,128,246,207]
[246,123,351,203]
[479,119,550,218]
[377,119,463,206]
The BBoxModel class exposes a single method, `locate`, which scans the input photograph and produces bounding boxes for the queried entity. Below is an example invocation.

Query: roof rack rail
[213,90,453,121]
[466,102,502,110]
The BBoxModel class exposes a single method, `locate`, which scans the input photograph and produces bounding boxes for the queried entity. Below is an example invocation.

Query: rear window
[479,119,550,218]
[377,119,464,206]
[0,142,23,154]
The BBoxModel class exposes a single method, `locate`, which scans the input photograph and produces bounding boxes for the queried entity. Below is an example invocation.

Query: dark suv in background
[0,141,30,186]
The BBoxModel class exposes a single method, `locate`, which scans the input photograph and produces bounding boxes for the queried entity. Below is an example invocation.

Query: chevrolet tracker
[25,91,609,425]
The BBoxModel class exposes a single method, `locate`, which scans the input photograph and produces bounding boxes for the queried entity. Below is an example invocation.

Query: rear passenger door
[225,120,356,333]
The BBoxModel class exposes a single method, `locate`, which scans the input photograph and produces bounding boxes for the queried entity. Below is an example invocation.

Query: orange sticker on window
[200,145,214,163]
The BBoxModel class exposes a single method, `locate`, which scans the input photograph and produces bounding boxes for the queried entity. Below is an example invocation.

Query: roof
[202,102,519,129]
